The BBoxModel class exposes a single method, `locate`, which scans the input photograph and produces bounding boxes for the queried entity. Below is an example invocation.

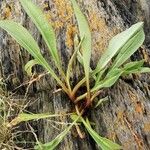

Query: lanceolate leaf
[95,22,144,74]
[7,113,65,127]
[0,21,68,93]
[71,0,92,97]
[35,115,80,150]
[0,21,42,59]
[123,60,144,71]
[123,67,150,75]
[66,35,84,92]
[25,59,39,76]
[139,67,150,73]
[111,28,145,70]
[92,68,123,92]
[95,68,106,85]
[77,51,96,80]
[81,118,121,150]
[122,60,144,75]
[35,129,70,150]
[20,0,61,66]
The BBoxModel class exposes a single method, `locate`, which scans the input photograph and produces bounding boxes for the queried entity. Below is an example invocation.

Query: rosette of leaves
[0,0,149,149]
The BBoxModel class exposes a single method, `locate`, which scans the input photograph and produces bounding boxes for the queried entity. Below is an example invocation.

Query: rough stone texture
[0,0,150,149]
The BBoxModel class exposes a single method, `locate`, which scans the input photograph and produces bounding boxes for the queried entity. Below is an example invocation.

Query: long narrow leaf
[35,115,80,150]
[81,118,121,150]
[123,67,150,75]
[7,113,65,127]
[92,68,123,92]
[95,68,107,85]
[71,0,92,98]
[20,0,61,66]
[35,129,70,150]
[111,28,145,70]
[77,51,96,80]
[139,67,150,73]
[121,60,144,75]
[66,35,84,91]
[123,60,144,71]
[0,21,68,93]
[94,22,144,74]
[0,21,43,60]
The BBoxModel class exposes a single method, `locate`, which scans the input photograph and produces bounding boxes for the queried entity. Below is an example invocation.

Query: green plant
[0,90,73,149]
[0,0,150,149]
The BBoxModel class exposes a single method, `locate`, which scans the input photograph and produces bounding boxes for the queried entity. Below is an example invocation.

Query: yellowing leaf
[25,59,39,76]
